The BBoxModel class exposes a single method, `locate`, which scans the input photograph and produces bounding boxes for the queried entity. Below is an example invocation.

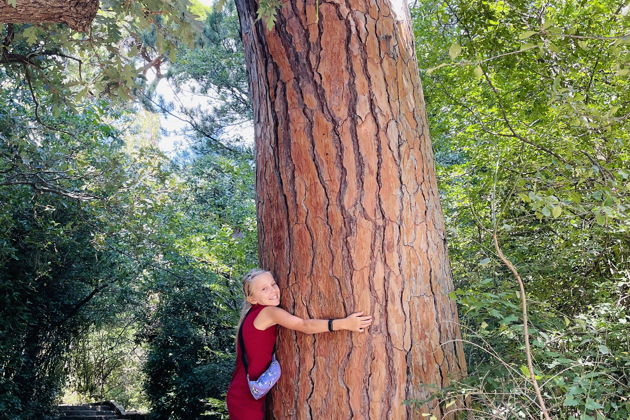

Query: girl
[226,268,373,420]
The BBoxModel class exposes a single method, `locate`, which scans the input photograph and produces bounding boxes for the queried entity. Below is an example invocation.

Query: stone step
[52,404,122,419]
[51,401,133,420]
[58,405,114,409]
[54,416,119,420]
[57,410,116,416]
[58,405,114,411]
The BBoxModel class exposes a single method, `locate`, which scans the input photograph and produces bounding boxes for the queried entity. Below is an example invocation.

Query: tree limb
[490,159,552,420]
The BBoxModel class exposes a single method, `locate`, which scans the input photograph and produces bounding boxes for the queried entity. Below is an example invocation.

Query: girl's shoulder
[256,305,288,320]
[250,305,282,332]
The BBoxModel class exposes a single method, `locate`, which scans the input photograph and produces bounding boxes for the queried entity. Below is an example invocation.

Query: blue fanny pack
[238,324,281,399]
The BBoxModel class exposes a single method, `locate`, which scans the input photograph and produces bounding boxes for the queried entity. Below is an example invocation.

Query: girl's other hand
[341,311,373,332]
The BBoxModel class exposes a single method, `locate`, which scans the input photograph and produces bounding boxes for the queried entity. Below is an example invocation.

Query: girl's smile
[246,272,281,306]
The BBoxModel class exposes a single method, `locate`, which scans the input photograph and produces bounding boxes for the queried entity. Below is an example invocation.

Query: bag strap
[238,324,250,374]
[238,309,277,377]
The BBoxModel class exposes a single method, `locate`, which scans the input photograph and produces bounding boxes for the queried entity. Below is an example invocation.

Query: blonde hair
[235,268,271,347]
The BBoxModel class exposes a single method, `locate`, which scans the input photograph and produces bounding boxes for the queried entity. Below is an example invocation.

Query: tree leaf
[519,30,537,39]
[473,65,483,78]
[449,42,462,59]
[519,365,530,377]
[22,26,39,45]
[585,399,604,410]
[552,206,562,218]
[547,43,560,53]
[520,42,536,51]
[541,19,554,30]
[595,213,606,225]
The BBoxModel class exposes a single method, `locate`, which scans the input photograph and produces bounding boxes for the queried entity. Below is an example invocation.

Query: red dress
[226,304,278,420]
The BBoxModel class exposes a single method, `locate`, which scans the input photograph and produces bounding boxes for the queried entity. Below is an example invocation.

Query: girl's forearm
[301,318,345,334]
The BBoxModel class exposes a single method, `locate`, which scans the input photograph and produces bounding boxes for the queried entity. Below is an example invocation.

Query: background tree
[412,0,629,417]
[234,0,468,418]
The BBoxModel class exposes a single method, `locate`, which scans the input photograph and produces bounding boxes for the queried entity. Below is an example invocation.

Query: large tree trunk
[235,0,468,418]
[0,0,98,32]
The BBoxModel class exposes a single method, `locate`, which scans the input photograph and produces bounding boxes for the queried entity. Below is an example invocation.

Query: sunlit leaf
[449,42,462,60]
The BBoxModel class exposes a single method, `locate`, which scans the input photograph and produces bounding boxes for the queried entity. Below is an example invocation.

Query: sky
[153,0,254,157]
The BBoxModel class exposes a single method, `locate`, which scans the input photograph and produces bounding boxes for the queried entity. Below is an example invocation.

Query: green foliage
[64,321,149,410]
[411,0,629,417]
[131,6,258,415]
[2,2,258,417]
[141,272,236,419]
[54,139,257,417]
[442,281,630,419]
[138,151,257,418]
[0,86,147,417]
[0,0,201,107]
[0,81,256,418]
[256,0,283,31]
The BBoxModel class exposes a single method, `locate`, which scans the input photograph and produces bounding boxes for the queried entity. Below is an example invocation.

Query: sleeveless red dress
[226,304,278,420]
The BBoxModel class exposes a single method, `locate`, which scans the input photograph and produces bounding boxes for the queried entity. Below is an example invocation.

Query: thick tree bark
[0,0,98,32]
[235,0,468,418]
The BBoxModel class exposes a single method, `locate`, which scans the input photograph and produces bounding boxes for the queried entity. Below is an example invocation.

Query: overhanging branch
[0,0,99,32]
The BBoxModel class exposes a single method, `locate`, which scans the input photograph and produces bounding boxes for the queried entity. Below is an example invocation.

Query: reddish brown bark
[0,0,98,32]
[235,0,468,418]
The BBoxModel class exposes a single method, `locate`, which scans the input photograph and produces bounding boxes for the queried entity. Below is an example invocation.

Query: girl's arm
[255,306,373,334]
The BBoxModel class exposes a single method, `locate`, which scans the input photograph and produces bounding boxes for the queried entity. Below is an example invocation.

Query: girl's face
[247,272,280,306]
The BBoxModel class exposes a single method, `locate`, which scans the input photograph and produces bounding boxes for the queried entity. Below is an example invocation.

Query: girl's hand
[340,311,373,333]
